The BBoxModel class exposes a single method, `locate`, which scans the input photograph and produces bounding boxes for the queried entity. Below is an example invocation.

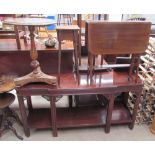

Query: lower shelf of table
[27,103,132,129]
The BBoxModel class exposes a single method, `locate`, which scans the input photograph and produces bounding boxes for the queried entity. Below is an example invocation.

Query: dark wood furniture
[0,20,148,138]
[56,25,80,85]
[86,21,151,83]
[3,18,57,86]
[15,71,143,137]
[0,39,74,137]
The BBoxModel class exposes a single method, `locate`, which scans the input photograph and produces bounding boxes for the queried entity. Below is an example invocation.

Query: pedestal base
[0,93,23,140]
[14,67,57,87]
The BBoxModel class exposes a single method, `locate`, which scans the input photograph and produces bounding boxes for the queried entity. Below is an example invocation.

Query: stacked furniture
[0,17,151,137]
[15,21,150,137]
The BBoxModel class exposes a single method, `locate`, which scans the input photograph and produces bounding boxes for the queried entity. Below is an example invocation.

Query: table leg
[105,94,115,133]
[50,96,57,137]
[18,96,30,137]
[26,96,33,111]
[73,31,80,85]
[69,95,73,108]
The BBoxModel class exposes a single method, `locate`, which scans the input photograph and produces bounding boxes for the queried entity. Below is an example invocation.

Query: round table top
[3,17,56,26]
[0,93,15,109]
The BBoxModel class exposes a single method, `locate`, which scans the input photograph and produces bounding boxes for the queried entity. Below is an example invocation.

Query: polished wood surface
[16,71,142,96]
[0,39,74,51]
[0,51,73,76]
[87,21,151,55]
[27,103,132,129]
[0,39,74,78]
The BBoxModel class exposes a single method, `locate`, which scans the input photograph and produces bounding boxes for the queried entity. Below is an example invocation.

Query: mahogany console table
[3,18,57,86]
[16,71,143,137]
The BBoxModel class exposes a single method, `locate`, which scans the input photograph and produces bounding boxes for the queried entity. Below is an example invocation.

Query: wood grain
[87,21,151,55]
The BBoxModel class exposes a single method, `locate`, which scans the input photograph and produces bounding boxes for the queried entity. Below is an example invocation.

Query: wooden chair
[57,14,74,25]
[86,21,151,83]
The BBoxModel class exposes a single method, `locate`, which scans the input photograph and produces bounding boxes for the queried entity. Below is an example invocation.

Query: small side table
[3,18,57,86]
[56,25,80,85]
[0,93,23,140]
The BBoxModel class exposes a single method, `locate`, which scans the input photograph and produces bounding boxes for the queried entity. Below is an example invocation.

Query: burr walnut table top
[3,18,56,26]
